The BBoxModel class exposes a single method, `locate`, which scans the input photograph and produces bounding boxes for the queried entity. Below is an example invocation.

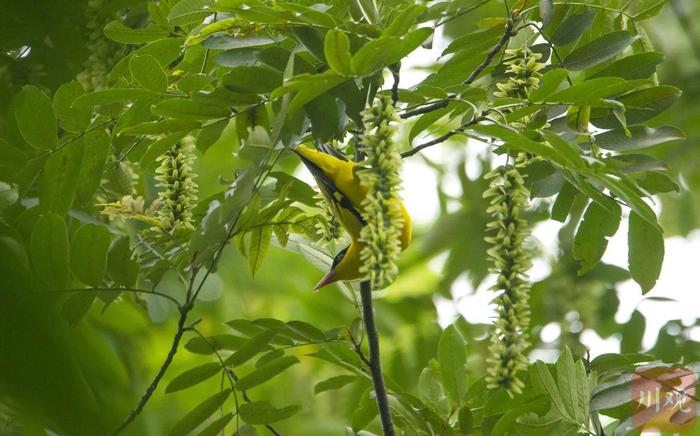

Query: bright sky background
[396,27,700,362]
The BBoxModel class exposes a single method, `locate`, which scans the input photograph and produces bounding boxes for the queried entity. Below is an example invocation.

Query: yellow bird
[294,145,411,291]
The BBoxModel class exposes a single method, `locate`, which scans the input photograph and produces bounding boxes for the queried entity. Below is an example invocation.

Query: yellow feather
[295,145,412,288]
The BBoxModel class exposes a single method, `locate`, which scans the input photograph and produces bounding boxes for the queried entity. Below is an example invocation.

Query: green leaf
[107,236,139,288]
[168,0,214,26]
[14,85,57,150]
[203,35,277,50]
[236,355,299,390]
[130,55,168,93]
[30,213,70,288]
[72,88,156,107]
[551,182,577,222]
[588,52,665,80]
[185,335,247,354]
[384,4,426,36]
[166,363,221,393]
[530,361,571,420]
[314,375,359,394]
[543,78,648,104]
[70,224,111,288]
[458,407,473,434]
[351,28,431,76]
[104,20,169,44]
[324,29,352,76]
[628,212,664,293]
[408,105,453,143]
[592,86,682,129]
[573,198,621,274]
[556,348,584,424]
[284,320,326,342]
[121,119,201,135]
[305,92,343,141]
[442,26,502,56]
[152,98,230,120]
[528,69,568,102]
[286,71,346,114]
[239,401,300,425]
[196,413,233,436]
[248,226,272,277]
[351,388,379,431]
[61,290,98,325]
[552,9,595,46]
[224,328,279,367]
[418,363,448,414]
[539,0,554,26]
[473,124,578,169]
[595,125,684,151]
[169,390,231,436]
[53,81,91,133]
[438,324,467,403]
[223,66,283,93]
[562,31,636,71]
[75,129,110,207]
[39,143,83,215]
[590,353,654,373]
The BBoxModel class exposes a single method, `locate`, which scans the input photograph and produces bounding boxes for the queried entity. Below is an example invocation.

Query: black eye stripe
[332,246,349,268]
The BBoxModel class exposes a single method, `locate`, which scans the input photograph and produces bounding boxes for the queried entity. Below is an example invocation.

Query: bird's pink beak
[313,269,337,292]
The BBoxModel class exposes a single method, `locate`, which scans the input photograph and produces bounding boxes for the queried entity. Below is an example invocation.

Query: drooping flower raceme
[482,45,546,395]
[314,191,342,244]
[357,97,405,289]
[483,156,533,396]
[154,137,198,232]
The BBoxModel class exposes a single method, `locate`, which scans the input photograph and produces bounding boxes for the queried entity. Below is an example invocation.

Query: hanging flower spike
[494,47,545,100]
[314,191,342,243]
[357,96,404,289]
[483,155,533,396]
[154,136,199,232]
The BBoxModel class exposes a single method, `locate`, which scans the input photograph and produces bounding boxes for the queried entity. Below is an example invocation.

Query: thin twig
[111,303,193,435]
[433,0,492,28]
[464,20,514,85]
[390,63,400,106]
[401,115,487,158]
[400,99,450,119]
[46,117,114,157]
[40,287,181,308]
[399,21,517,120]
[520,22,573,85]
[359,281,394,436]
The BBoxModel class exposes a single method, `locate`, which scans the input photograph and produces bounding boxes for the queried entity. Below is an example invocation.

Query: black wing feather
[295,148,365,226]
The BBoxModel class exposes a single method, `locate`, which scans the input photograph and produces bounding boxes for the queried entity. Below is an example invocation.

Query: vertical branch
[111,303,193,436]
[359,280,395,436]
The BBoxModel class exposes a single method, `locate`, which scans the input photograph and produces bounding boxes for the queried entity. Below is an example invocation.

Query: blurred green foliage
[1,0,699,435]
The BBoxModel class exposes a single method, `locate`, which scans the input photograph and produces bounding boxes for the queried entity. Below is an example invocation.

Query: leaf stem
[359,280,395,436]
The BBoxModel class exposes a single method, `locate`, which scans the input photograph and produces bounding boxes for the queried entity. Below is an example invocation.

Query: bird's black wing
[294,148,366,227]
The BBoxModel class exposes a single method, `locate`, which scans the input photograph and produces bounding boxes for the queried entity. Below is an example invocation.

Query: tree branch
[399,21,516,120]
[390,63,401,106]
[400,100,450,119]
[463,20,514,85]
[401,115,487,158]
[111,304,194,435]
[359,281,394,436]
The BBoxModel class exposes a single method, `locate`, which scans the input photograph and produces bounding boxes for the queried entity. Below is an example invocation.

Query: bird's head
[313,242,363,291]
